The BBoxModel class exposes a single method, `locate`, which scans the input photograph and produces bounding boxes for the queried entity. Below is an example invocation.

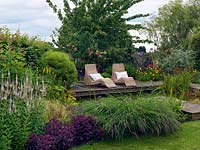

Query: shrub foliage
[0,100,45,150]
[26,115,104,150]
[44,119,75,150]
[72,115,104,145]
[41,50,77,88]
[158,48,194,74]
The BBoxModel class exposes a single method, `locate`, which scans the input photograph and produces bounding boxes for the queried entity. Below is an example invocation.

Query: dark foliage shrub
[132,52,153,69]
[44,119,75,149]
[26,134,57,150]
[82,96,181,140]
[41,50,77,88]
[56,124,75,149]
[35,134,57,150]
[26,134,39,150]
[27,119,74,150]
[137,46,146,53]
[44,119,63,135]
[26,115,103,149]
[72,115,104,145]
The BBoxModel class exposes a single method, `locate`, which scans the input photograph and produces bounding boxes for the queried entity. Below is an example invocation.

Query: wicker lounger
[84,64,116,88]
[111,63,136,87]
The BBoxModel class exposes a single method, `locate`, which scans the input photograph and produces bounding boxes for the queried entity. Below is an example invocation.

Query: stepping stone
[182,101,200,120]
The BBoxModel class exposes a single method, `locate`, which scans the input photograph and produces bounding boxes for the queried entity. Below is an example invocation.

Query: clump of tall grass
[161,72,192,100]
[45,100,70,121]
[82,96,181,140]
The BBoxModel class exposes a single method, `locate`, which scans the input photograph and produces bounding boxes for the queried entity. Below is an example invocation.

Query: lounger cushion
[90,73,104,81]
[115,71,128,80]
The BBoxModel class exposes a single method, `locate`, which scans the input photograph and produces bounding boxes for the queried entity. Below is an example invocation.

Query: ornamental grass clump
[82,96,181,140]
[161,72,192,100]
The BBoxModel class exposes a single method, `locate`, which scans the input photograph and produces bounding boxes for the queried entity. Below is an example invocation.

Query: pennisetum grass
[82,96,182,140]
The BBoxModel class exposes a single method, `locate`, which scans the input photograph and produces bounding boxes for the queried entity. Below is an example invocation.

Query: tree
[46,0,148,69]
[138,46,146,53]
[147,0,200,50]
[188,26,200,69]
[0,27,52,78]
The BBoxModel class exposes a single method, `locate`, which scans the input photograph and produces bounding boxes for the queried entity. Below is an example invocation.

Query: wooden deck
[73,80,162,98]
[73,81,200,121]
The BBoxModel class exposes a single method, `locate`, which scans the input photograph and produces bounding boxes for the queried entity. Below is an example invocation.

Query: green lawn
[73,121,200,150]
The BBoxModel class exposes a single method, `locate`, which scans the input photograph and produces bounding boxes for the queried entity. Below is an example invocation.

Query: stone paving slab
[182,101,200,114]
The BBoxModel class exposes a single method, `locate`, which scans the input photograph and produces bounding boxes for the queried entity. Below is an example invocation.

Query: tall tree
[46,0,148,69]
[147,0,200,50]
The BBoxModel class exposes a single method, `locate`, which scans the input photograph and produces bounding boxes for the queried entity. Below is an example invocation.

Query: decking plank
[73,80,161,97]
[73,81,200,121]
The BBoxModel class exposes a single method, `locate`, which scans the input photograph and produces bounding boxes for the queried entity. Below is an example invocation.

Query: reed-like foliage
[82,96,181,140]
[45,100,69,121]
[161,72,192,100]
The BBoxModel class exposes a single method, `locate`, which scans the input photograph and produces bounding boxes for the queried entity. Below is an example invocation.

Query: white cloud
[0,0,179,49]
[0,0,61,39]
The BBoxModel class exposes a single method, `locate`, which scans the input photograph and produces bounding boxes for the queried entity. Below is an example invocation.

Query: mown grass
[73,120,200,150]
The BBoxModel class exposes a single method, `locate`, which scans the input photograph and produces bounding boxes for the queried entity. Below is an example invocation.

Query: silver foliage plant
[0,71,46,113]
[158,47,194,73]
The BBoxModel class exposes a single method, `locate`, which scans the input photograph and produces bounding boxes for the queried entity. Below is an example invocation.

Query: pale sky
[0,0,180,49]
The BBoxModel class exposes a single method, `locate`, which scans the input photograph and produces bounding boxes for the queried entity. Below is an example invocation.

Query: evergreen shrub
[41,51,77,88]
